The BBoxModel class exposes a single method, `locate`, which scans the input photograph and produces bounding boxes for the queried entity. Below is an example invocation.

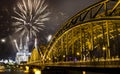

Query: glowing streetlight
[48,58,51,60]
[63,55,65,58]
[102,46,106,51]
[102,46,106,59]
[76,52,80,56]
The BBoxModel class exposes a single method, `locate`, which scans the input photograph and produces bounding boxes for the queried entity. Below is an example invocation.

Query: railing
[27,58,120,68]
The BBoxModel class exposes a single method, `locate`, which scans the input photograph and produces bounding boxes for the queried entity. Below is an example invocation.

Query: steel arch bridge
[29,0,120,67]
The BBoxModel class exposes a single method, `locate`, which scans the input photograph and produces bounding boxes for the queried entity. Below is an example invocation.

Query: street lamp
[102,46,106,60]
[63,55,65,58]
[76,52,80,56]
[102,46,106,51]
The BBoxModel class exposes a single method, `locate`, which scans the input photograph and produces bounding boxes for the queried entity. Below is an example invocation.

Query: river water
[0,70,111,74]
[0,69,118,74]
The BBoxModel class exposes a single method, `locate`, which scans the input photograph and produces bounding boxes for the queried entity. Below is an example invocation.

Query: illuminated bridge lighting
[28,0,120,68]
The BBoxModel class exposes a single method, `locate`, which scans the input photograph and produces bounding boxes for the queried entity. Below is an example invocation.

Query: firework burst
[12,0,50,39]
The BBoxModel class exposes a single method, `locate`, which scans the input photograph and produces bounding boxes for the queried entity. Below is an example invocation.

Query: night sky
[0,0,99,60]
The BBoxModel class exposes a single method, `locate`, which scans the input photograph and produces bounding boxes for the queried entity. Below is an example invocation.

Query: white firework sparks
[12,0,50,38]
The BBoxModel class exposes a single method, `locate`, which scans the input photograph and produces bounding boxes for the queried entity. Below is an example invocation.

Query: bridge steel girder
[46,19,120,62]
[45,0,120,63]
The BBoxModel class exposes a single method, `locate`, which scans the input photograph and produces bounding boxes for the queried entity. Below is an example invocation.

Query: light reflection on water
[0,69,41,74]
[0,71,108,74]
[0,69,113,74]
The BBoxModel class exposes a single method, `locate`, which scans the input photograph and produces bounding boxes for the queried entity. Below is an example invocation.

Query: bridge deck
[27,58,120,69]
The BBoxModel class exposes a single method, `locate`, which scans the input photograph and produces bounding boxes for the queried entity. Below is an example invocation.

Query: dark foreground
[0,67,120,74]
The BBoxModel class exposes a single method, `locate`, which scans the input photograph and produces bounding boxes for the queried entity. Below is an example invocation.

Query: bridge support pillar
[106,47,110,59]
[106,21,110,59]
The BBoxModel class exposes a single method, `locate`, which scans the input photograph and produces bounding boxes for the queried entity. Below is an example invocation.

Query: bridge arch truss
[44,0,120,63]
